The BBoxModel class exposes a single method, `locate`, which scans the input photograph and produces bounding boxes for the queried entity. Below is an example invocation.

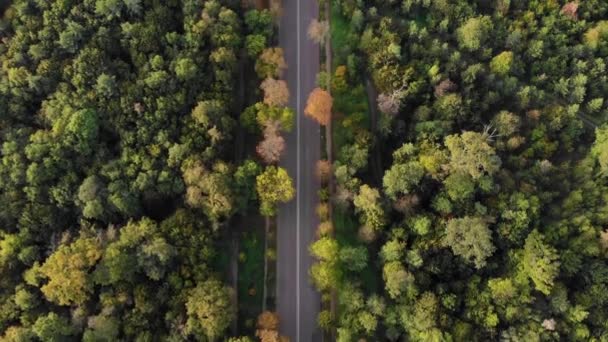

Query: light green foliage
[95,74,117,98]
[14,286,38,311]
[584,21,608,49]
[522,230,560,295]
[254,102,295,131]
[383,161,425,200]
[256,166,295,216]
[340,143,369,172]
[591,125,608,175]
[383,261,414,299]
[77,176,106,220]
[445,216,495,269]
[174,58,198,81]
[310,237,340,263]
[490,51,514,76]
[457,16,493,51]
[434,93,464,120]
[39,236,102,306]
[445,131,501,179]
[444,172,475,202]
[492,111,520,136]
[185,279,235,340]
[32,313,76,341]
[244,9,274,39]
[0,233,21,269]
[82,315,119,342]
[245,34,266,57]
[381,239,405,262]
[353,185,386,231]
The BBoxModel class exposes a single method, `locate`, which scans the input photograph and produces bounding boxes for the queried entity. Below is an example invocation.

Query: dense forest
[310,0,608,341]
[3,0,608,341]
[0,0,295,340]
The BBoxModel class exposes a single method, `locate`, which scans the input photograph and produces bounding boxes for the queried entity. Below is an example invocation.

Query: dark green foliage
[0,0,263,339]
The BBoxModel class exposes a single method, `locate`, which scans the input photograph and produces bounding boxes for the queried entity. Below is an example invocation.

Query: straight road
[277,0,321,341]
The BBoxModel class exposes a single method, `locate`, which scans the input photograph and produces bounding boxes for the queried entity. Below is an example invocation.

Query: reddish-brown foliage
[315,159,331,183]
[256,122,285,164]
[261,77,289,107]
[561,2,578,20]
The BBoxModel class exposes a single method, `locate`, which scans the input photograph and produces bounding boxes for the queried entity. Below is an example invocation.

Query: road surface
[277,0,322,341]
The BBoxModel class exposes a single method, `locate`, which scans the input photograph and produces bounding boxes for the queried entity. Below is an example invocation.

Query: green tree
[457,16,493,51]
[256,166,295,216]
[591,125,608,175]
[32,313,75,342]
[185,279,235,340]
[383,261,414,299]
[445,131,501,180]
[445,216,495,269]
[353,185,386,231]
[39,236,102,306]
[490,51,514,76]
[522,230,560,295]
[383,161,425,200]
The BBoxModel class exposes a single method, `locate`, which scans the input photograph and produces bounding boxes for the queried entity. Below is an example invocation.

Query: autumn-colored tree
[377,86,406,116]
[561,2,578,20]
[256,166,295,216]
[434,79,457,97]
[257,311,279,330]
[305,88,333,126]
[182,160,235,224]
[260,78,290,107]
[256,121,286,164]
[38,236,102,306]
[315,159,331,183]
[308,19,329,44]
[255,48,287,79]
[255,311,287,342]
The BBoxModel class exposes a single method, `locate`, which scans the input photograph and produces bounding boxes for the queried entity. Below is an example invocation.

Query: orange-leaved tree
[304,88,332,126]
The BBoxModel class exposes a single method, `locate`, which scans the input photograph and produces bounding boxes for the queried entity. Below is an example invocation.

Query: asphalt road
[277,0,322,341]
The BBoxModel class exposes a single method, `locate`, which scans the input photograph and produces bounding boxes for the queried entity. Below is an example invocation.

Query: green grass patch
[330,3,379,294]
[330,2,351,66]
[237,229,265,333]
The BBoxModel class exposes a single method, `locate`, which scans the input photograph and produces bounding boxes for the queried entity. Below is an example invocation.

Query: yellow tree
[38,236,102,306]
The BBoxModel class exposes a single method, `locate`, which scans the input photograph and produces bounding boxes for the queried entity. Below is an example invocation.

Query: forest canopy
[317,0,608,340]
[0,0,278,340]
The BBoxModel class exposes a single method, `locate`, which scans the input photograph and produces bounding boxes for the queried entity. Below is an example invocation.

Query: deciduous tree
[260,78,289,107]
[256,166,295,216]
[305,88,333,126]
[185,279,235,340]
[445,216,495,269]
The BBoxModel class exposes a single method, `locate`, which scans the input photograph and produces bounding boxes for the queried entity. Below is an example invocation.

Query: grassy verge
[237,228,265,333]
[330,2,369,157]
[330,3,379,294]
